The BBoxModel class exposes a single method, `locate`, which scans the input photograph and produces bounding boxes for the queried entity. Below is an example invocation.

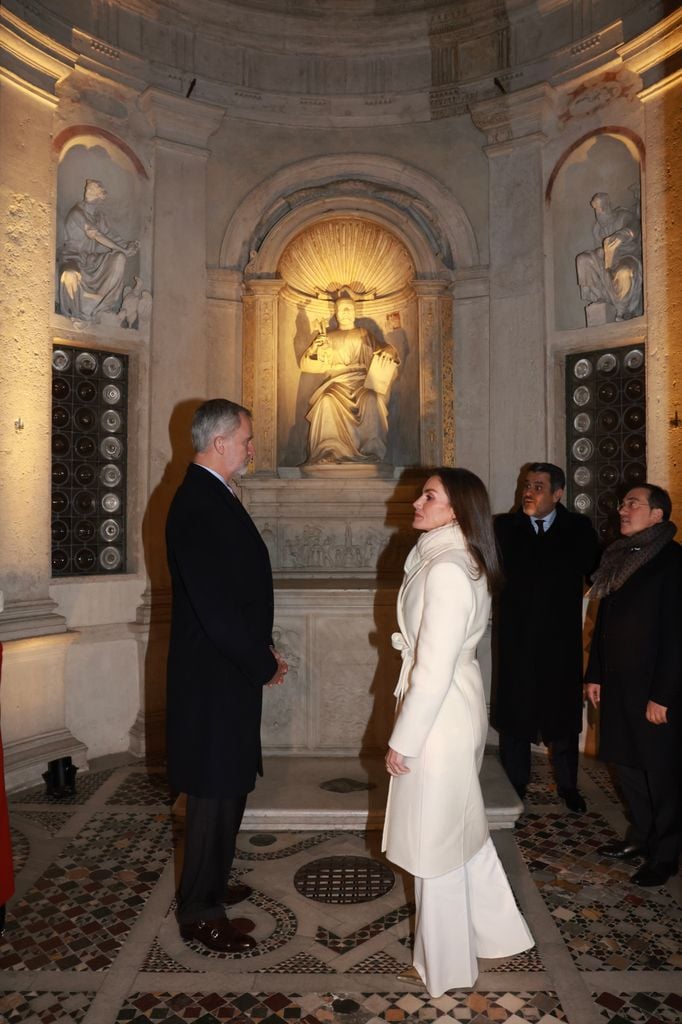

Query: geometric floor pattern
[1,752,680,1024]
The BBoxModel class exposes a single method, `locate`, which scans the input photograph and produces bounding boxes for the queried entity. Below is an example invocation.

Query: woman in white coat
[383,468,533,996]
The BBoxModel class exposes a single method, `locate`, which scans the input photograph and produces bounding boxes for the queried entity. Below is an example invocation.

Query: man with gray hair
[166,399,287,953]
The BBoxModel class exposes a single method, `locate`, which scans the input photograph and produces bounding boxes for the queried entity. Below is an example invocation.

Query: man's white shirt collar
[532,507,557,533]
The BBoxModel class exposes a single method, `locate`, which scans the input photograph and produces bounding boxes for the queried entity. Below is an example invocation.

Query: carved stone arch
[246,195,448,281]
[219,153,479,272]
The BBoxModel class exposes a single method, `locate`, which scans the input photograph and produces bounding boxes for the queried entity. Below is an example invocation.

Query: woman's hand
[584,683,600,708]
[385,747,410,776]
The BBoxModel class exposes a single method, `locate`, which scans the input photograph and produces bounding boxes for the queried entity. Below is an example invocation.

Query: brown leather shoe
[180,917,257,953]
[223,882,253,906]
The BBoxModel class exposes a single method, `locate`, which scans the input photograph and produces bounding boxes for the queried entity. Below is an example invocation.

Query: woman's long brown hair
[432,467,503,595]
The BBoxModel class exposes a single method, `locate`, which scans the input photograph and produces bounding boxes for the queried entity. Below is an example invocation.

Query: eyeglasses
[618,498,649,511]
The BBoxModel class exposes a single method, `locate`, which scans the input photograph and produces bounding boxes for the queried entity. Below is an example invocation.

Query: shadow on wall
[140,399,200,762]
[360,469,421,822]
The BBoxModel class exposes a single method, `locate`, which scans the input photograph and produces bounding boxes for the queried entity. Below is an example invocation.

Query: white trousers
[413,836,534,997]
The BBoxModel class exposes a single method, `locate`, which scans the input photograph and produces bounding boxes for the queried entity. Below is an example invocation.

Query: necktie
[535,519,545,534]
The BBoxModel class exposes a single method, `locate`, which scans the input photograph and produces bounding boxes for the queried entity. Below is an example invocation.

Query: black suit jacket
[493,504,599,741]
[165,463,277,798]
[586,540,682,769]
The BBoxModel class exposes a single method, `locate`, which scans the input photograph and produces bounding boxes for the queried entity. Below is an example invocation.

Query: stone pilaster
[470,84,558,511]
[413,279,452,466]
[206,268,244,403]
[242,278,283,474]
[620,11,682,508]
[134,88,224,755]
[452,267,491,487]
[0,11,72,637]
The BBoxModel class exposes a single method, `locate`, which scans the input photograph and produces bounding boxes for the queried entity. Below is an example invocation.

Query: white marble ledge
[241,753,522,832]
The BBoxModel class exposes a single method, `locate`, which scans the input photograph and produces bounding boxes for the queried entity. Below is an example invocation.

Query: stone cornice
[0,7,74,102]
[138,87,225,149]
[618,7,682,100]
[470,82,558,147]
[618,7,682,76]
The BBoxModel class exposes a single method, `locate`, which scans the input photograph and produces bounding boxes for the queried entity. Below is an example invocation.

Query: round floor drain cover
[294,855,394,903]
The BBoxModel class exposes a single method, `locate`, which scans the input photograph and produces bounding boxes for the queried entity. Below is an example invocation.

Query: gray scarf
[590,520,677,598]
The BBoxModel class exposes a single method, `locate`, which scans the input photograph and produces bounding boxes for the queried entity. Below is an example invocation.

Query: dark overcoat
[585,539,682,768]
[493,504,599,741]
[165,463,278,798]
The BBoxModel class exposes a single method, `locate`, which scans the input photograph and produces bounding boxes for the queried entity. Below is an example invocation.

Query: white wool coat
[381,522,491,878]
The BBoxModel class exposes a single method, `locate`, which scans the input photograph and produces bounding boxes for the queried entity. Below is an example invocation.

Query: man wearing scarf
[585,484,682,887]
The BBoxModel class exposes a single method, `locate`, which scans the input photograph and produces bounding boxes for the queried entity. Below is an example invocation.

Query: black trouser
[176,793,247,925]
[499,732,579,797]
[616,762,682,867]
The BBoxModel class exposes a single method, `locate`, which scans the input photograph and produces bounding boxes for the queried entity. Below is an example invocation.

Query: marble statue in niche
[576,190,643,324]
[58,179,141,323]
[299,295,400,465]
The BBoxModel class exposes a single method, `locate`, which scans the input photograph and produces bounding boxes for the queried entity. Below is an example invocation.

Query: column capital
[470,82,558,153]
[139,87,224,149]
[618,8,682,101]
[411,277,452,298]
[243,277,285,299]
[207,267,243,302]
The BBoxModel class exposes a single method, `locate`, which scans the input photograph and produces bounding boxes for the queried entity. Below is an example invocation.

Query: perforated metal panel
[51,345,128,576]
[566,345,646,541]
[294,856,394,904]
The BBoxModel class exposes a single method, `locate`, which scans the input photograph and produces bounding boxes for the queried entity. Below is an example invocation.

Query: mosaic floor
[1,752,680,1024]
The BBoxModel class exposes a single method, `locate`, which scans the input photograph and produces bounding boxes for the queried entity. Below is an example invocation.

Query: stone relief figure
[58,179,140,322]
[299,295,400,465]
[118,276,152,329]
[576,191,643,323]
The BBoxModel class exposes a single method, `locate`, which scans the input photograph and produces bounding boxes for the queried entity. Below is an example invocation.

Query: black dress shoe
[560,788,586,814]
[180,917,257,953]
[223,882,253,907]
[597,840,644,861]
[631,861,678,887]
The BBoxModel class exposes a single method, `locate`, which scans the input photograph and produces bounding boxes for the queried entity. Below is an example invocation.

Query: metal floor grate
[294,856,394,904]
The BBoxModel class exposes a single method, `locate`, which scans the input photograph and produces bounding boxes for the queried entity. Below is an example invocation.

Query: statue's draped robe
[302,327,389,464]
[59,202,128,318]
[576,207,643,320]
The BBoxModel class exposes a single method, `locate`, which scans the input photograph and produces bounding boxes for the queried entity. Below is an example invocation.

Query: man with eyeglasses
[493,462,599,813]
[585,484,682,886]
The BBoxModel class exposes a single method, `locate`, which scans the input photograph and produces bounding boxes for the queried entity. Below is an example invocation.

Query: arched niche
[273,215,420,468]
[238,195,460,474]
[548,129,644,331]
[54,128,149,322]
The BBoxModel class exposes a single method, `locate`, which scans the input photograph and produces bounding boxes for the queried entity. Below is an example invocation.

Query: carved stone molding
[138,87,224,150]
[0,599,67,642]
[0,8,74,103]
[219,154,479,271]
[470,82,558,152]
[618,7,682,100]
